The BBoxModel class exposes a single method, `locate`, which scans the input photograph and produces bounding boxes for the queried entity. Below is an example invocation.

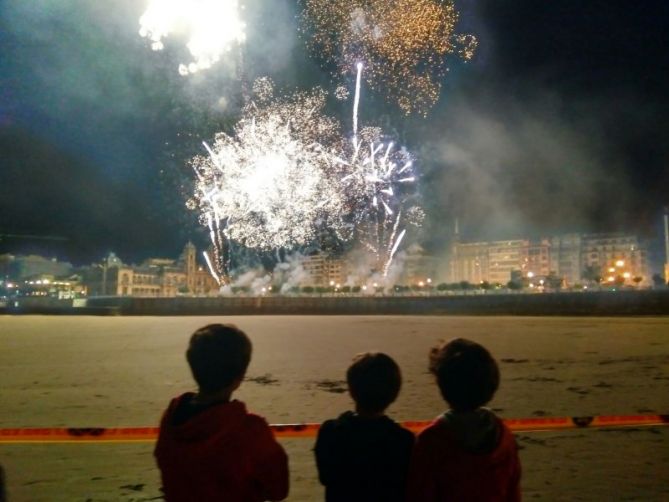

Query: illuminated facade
[401,247,439,285]
[449,241,489,285]
[86,243,219,297]
[450,239,550,285]
[548,234,583,286]
[450,233,649,286]
[302,252,347,287]
[580,234,649,285]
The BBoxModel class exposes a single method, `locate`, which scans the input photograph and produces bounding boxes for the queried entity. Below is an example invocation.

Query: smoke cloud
[417,84,648,254]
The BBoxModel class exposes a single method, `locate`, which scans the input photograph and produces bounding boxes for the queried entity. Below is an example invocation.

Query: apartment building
[450,233,649,286]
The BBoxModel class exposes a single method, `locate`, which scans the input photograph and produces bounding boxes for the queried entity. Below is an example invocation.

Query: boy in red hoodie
[407,339,521,501]
[155,324,289,502]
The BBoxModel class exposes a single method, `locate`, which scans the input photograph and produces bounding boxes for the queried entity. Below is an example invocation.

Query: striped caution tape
[0,415,667,443]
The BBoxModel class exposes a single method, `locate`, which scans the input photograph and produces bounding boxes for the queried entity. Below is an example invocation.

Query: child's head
[186,324,252,394]
[347,352,402,415]
[429,338,499,412]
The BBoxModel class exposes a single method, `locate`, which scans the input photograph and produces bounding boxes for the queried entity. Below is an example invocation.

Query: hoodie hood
[160,392,248,443]
[440,408,501,454]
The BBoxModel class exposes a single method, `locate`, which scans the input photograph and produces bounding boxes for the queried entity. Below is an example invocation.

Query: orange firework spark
[300,0,477,115]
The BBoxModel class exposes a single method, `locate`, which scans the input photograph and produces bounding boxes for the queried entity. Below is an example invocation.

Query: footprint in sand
[120,483,145,491]
[245,374,280,386]
[311,379,347,394]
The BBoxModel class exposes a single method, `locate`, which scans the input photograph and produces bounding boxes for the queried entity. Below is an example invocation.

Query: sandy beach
[1,315,668,501]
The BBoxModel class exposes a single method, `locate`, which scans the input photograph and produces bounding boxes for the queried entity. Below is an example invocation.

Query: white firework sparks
[190,67,421,282]
[138,0,245,75]
[191,83,343,280]
[336,63,421,276]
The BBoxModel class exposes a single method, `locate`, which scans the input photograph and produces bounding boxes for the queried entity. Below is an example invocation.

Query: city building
[449,233,650,286]
[487,240,526,284]
[450,239,549,285]
[301,252,347,287]
[580,234,649,285]
[17,274,87,299]
[448,241,489,285]
[548,234,582,286]
[84,243,219,297]
[400,246,439,285]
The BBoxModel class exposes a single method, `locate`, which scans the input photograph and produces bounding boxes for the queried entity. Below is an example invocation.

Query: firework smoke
[139,0,246,75]
[300,0,476,115]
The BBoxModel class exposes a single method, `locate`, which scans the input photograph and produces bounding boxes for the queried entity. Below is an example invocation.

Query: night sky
[1,0,668,265]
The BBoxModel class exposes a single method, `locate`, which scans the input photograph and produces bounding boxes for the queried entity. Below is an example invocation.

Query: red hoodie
[407,410,521,501]
[154,393,289,502]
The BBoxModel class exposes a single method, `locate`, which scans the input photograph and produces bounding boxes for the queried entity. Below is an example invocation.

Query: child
[315,352,414,502]
[407,338,521,501]
[154,324,289,502]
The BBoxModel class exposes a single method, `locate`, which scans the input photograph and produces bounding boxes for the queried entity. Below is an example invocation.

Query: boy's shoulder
[416,409,514,455]
[319,412,414,442]
[242,410,273,433]
[160,394,272,435]
[420,408,503,431]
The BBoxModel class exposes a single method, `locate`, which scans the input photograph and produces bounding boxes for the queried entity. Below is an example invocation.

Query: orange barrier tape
[0,415,667,443]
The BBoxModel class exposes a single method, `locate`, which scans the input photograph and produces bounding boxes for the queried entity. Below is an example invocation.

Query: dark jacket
[314,411,415,502]
[154,393,289,502]
[407,409,521,501]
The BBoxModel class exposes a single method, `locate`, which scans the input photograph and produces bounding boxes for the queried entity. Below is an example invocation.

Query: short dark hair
[429,338,500,412]
[347,352,402,414]
[186,324,252,393]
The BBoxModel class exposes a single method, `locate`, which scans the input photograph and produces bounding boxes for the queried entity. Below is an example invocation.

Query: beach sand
[1,315,668,501]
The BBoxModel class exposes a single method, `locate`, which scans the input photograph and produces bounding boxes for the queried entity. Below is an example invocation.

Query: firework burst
[335,64,423,275]
[190,81,344,281]
[139,0,245,75]
[300,0,476,115]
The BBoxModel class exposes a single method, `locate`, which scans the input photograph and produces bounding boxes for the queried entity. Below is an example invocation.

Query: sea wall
[3,290,669,316]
